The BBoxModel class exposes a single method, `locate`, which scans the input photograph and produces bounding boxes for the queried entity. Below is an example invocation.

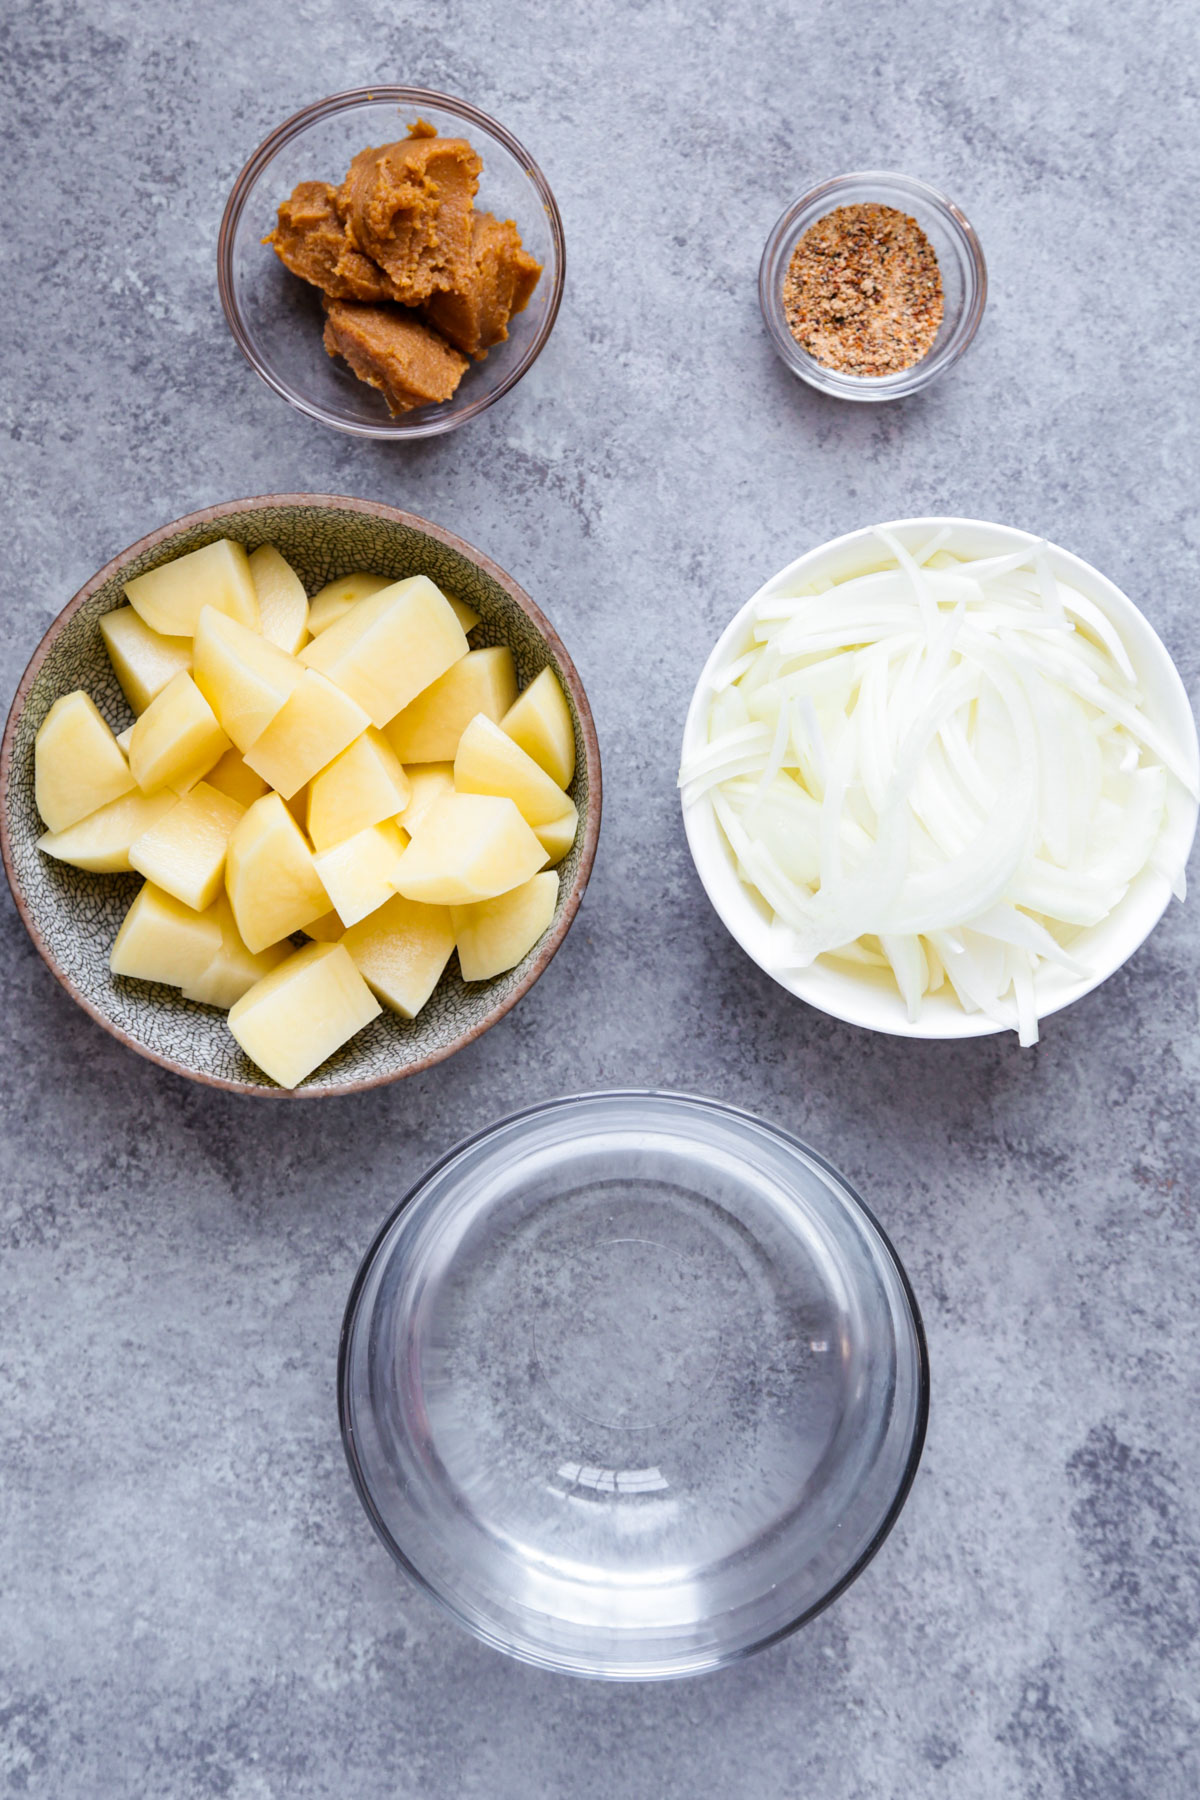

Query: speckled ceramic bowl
[1,496,601,1097]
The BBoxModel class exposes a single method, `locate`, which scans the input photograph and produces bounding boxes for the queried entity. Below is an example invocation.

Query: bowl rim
[758,171,987,402]
[217,86,566,440]
[681,517,1199,1042]
[336,1087,931,1679]
[0,493,602,1098]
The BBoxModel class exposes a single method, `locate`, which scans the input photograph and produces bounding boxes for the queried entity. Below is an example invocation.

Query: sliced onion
[681,529,1194,1043]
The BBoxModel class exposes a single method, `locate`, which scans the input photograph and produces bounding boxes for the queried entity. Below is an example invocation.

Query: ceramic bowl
[218,88,565,439]
[681,518,1198,1041]
[1,496,601,1096]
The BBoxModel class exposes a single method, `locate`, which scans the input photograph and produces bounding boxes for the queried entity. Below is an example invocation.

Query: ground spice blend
[782,203,944,378]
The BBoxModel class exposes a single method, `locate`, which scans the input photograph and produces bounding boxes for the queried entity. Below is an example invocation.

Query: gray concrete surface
[3,0,1199,1794]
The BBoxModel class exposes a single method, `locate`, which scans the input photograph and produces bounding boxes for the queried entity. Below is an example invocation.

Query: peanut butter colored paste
[338,127,482,303]
[424,211,543,358]
[322,300,469,415]
[266,120,542,415]
[268,182,402,304]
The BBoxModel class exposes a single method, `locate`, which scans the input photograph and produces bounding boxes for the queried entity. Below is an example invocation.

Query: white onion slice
[682,532,1194,1043]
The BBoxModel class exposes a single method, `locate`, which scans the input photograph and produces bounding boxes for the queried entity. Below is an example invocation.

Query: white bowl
[681,519,1199,1041]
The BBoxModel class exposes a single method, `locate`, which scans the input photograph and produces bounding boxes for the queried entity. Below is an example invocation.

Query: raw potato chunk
[182,895,287,1010]
[502,668,576,788]
[193,606,305,753]
[312,819,409,929]
[225,792,329,953]
[205,747,270,808]
[37,788,176,874]
[293,570,469,649]
[533,800,579,865]
[128,672,232,796]
[396,763,455,835]
[116,725,134,753]
[124,539,259,638]
[393,793,547,905]
[385,646,517,763]
[243,669,370,799]
[454,713,571,827]
[342,894,455,1018]
[99,607,192,715]
[305,572,390,639]
[110,883,222,987]
[228,941,382,1089]
[445,594,481,633]
[453,871,559,981]
[248,545,309,654]
[303,910,345,943]
[35,692,135,832]
[300,575,468,728]
[128,781,245,912]
[307,728,411,850]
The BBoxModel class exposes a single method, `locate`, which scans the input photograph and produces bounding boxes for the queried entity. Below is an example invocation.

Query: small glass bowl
[339,1091,929,1679]
[217,88,565,439]
[759,172,986,401]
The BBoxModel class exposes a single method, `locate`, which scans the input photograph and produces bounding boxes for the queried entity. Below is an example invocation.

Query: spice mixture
[782,203,943,378]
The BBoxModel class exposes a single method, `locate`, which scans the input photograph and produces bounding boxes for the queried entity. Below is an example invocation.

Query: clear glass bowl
[217,88,565,439]
[339,1092,929,1679]
[759,172,986,401]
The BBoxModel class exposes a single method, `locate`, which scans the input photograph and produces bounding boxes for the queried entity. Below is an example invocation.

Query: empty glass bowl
[218,88,565,438]
[759,172,986,401]
[339,1092,929,1679]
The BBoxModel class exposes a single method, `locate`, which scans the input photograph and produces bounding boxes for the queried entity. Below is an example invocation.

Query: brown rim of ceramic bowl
[0,494,602,1099]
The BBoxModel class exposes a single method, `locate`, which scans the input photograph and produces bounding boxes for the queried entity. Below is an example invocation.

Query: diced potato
[393,793,547,905]
[502,667,576,788]
[342,894,455,1017]
[307,728,411,850]
[305,571,390,638]
[181,895,287,1010]
[128,780,245,912]
[225,792,329,953]
[37,788,176,874]
[285,785,309,827]
[110,882,222,987]
[300,575,468,728]
[533,800,579,865]
[445,593,481,633]
[454,713,572,827]
[99,607,192,715]
[385,646,517,763]
[116,725,134,754]
[228,941,381,1089]
[248,545,309,655]
[395,762,455,836]
[205,747,269,808]
[243,669,370,800]
[312,818,409,928]
[192,605,305,753]
[127,672,232,796]
[35,691,136,832]
[303,910,344,943]
[453,871,559,981]
[124,538,259,637]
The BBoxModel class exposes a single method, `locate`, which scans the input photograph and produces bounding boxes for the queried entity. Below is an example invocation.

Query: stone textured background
[2,1,1198,1794]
